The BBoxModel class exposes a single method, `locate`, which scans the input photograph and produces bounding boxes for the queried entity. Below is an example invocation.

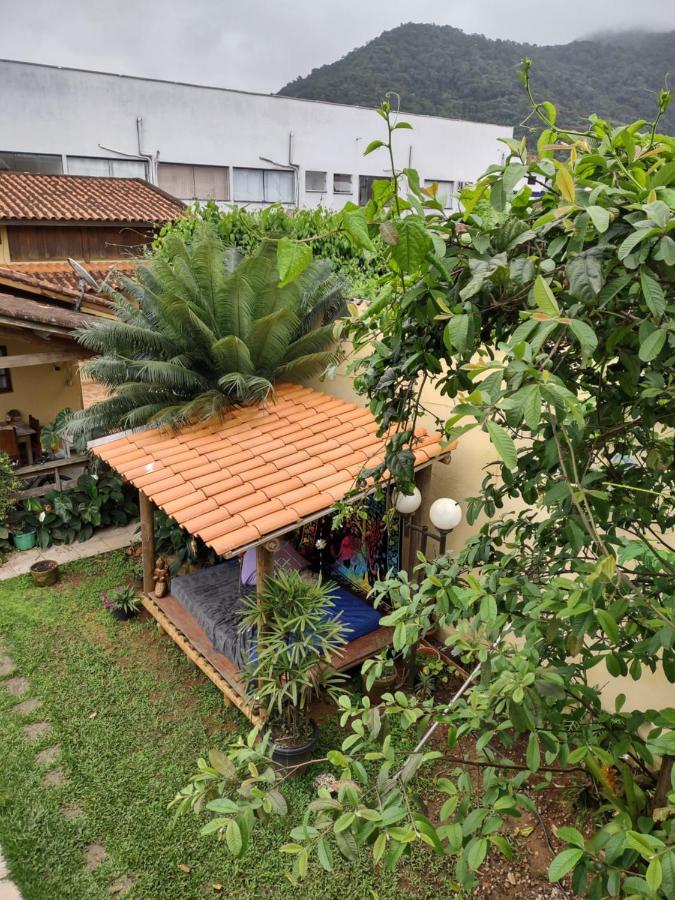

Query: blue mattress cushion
[329,585,382,641]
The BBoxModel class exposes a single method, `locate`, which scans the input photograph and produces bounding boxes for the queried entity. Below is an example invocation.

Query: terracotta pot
[30,559,59,587]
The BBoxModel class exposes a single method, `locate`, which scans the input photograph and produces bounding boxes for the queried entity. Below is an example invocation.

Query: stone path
[1,636,137,898]
[0,521,138,581]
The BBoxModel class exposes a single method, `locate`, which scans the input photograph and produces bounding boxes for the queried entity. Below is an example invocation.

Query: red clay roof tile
[91,384,447,557]
[0,171,184,224]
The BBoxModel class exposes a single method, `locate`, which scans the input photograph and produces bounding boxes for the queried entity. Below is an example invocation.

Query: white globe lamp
[429,497,462,532]
[394,487,422,516]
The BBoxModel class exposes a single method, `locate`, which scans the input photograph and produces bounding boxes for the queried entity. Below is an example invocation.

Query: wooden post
[139,490,155,595]
[404,464,433,576]
[255,541,277,594]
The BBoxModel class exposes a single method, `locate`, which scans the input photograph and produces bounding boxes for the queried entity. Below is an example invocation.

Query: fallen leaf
[89,711,97,719]
[212,885,223,892]
[178,864,191,874]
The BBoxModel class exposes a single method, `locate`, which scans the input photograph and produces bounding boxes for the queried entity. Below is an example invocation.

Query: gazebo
[91,384,452,723]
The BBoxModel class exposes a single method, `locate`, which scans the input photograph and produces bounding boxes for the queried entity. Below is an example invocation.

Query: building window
[0,151,63,175]
[233,168,295,203]
[158,163,229,201]
[358,175,379,206]
[424,179,454,208]
[0,347,12,394]
[67,157,148,179]
[333,173,353,194]
[305,170,327,193]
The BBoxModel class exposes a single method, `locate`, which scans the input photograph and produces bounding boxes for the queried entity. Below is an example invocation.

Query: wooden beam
[139,490,155,595]
[255,541,277,596]
[404,464,434,576]
[0,350,82,368]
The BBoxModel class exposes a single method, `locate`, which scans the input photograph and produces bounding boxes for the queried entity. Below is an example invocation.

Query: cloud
[0,0,672,92]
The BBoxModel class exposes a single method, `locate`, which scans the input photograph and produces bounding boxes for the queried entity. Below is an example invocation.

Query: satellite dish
[67,258,100,292]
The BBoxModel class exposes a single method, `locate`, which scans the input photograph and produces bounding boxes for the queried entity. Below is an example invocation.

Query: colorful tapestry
[298,497,401,596]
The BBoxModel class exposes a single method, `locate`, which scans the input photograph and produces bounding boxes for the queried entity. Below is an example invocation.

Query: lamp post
[394,491,462,561]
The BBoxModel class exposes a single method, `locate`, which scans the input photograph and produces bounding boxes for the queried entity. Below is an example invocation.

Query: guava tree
[176,70,675,898]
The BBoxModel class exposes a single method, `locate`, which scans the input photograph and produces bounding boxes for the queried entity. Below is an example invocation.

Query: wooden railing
[14,454,89,500]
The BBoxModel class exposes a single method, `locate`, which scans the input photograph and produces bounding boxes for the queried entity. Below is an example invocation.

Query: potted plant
[129,560,144,590]
[240,570,348,770]
[8,501,39,552]
[30,559,60,587]
[103,585,141,621]
[361,651,399,703]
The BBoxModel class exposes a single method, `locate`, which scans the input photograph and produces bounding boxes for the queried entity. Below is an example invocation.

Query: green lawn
[0,552,452,900]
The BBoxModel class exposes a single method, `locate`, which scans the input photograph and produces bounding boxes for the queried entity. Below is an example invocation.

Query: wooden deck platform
[142,589,394,725]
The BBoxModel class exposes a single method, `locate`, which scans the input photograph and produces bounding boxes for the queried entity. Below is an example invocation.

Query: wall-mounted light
[396,490,462,559]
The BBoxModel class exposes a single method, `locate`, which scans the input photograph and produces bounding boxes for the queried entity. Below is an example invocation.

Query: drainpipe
[96,116,158,184]
[258,131,300,207]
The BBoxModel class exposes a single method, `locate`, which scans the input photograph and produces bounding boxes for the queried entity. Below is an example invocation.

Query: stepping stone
[62,802,84,821]
[4,677,29,696]
[23,722,51,744]
[43,768,67,788]
[108,875,135,897]
[84,844,108,871]
[13,698,41,716]
[0,880,22,900]
[0,656,15,678]
[36,745,60,767]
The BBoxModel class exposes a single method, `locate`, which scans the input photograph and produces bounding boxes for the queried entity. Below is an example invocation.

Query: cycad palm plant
[72,225,346,435]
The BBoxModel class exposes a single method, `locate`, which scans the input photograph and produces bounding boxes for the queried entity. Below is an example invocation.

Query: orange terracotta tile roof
[91,384,452,558]
[0,260,135,302]
[0,172,185,224]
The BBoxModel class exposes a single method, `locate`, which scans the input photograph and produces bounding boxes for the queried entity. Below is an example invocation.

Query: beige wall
[0,328,84,425]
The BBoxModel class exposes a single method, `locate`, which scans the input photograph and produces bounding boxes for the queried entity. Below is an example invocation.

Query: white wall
[0,60,511,210]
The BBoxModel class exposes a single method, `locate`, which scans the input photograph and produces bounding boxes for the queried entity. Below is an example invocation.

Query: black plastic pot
[269,719,319,771]
[111,607,139,622]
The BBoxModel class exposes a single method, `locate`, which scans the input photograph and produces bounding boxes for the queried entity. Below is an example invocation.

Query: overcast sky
[0,0,673,93]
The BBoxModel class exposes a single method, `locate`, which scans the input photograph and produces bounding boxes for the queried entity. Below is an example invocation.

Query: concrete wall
[0,329,83,425]
[0,60,512,211]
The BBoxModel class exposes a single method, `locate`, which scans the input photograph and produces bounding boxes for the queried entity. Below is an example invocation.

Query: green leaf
[334,828,358,861]
[225,818,243,857]
[586,205,610,233]
[639,329,666,362]
[372,832,387,864]
[342,207,374,251]
[276,238,312,288]
[444,314,471,352]
[646,857,662,892]
[548,847,584,882]
[618,228,652,261]
[334,812,355,833]
[208,750,236,779]
[486,421,517,470]
[503,164,527,194]
[555,826,585,849]
[533,275,560,316]
[567,252,604,300]
[316,838,333,872]
[526,732,541,772]
[640,270,666,319]
[567,319,598,358]
[364,139,385,155]
[522,385,542,430]
[390,218,431,273]
[596,608,620,643]
[467,837,488,871]
[646,731,675,756]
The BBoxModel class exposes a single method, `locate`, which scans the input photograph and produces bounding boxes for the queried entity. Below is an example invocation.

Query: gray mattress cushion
[170,562,254,667]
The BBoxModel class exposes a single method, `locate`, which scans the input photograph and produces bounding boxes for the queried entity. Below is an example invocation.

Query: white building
[0,60,511,210]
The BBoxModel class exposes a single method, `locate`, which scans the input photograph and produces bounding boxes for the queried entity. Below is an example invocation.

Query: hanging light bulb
[394,487,422,515]
[429,497,462,532]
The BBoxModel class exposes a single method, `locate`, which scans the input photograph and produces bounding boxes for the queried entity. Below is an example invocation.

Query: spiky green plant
[71,225,346,435]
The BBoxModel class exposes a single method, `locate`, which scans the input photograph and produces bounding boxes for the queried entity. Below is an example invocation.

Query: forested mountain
[279,24,675,134]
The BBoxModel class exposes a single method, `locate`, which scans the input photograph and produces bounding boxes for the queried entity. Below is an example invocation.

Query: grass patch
[0,552,453,899]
